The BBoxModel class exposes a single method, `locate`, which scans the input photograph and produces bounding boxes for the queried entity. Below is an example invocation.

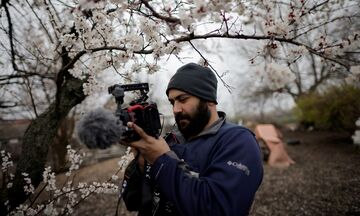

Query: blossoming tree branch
[0,0,359,214]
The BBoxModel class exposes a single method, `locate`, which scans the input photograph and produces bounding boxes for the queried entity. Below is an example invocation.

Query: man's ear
[207,102,216,107]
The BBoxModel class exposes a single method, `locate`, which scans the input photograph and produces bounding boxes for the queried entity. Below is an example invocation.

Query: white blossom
[356,118,360,127]
[192,0,208,20]
[164,41,181,55]
[290,45,308,56]
[65,145,85,176]
[265,22,289,37]
[352,130,360,146]
[114,52,130,64]
[350,65,360,75]
[82,76,104,96]
[21,172,35,194]
[352,118,360,146]
[147,63,160,74]
[259,63,296,90]
[25,207,37,216]
[111,175,119,181]
[131,63,144,73]
[59,33,78,51]
[13,204,29,215]
[121,33,144,51]
[346,65,360,84]
[139,18,159,38]
[178,10,193,30]
[1,150,13,172]
[117,147,134,172]
[209,0,232,12]
[152,41,166,58]
[92,182,119,193]
[44,202,58,216]
[43,166,57,191]
[68,67,85,79]
[92,10,107,24]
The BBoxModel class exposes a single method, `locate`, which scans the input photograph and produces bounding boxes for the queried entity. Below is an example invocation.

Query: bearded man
[122,62,263,216]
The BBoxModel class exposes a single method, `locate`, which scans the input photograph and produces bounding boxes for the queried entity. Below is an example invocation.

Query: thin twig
[188,41,233,93]
[25,0,54,44]
[140,0,181,24]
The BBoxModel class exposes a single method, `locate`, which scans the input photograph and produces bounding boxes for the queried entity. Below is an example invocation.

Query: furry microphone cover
[76,108,124,149]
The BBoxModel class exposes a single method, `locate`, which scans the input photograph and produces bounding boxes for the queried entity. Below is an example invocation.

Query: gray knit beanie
[166,63,218,104]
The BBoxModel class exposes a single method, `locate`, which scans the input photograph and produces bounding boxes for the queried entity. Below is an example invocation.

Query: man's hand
[127,122,170,164]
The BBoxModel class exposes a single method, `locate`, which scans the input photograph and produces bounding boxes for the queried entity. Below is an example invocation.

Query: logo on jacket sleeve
[227,161,250,176]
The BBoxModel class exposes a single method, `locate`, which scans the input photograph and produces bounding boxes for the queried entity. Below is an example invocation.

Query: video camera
[108,83,162,142]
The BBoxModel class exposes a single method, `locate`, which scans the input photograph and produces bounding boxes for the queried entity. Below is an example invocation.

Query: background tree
[295,84,360,131]
[0,0,359,213]
[231,0,360,116]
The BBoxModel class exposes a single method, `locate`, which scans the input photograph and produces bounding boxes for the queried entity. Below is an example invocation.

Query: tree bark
[0,75,85,213]
[49,116,77,173]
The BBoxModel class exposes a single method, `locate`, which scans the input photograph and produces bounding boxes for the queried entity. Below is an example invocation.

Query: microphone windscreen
[76,108,124,149]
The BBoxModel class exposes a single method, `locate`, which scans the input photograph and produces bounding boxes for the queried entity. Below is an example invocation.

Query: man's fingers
[127,122,149,140]
[129,140,140,148]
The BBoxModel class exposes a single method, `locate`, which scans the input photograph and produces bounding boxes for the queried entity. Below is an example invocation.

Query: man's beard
[175,100,211,140]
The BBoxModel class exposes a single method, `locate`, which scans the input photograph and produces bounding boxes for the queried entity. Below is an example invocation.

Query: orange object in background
[254,124,295,168]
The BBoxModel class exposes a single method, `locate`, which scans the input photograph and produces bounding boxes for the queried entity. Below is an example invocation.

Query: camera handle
[108,83,150,107]
[108,84,125,108]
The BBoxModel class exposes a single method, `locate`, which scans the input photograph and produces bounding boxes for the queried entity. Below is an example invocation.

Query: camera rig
[108,83,161,142]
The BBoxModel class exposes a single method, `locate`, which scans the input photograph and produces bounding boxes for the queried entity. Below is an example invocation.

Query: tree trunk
[49,117,76,173]
[0,75,85,213]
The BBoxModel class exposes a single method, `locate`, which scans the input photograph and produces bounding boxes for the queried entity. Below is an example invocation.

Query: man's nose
[173,102,182,114]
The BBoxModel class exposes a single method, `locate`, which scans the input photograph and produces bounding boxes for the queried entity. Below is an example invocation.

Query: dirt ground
[252,131,360,216]
[66,130,360,216]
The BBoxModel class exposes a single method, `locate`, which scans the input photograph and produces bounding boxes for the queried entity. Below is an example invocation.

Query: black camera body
[108,83,161,142]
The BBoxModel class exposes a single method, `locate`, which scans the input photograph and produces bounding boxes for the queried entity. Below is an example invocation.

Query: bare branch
[25,0,54,44]
[0,73,54,82]
[58,30,351,77]
[0,101,17,108]
[24,76,39,117]
[302,0,329,16]
[188,41,233,93]
[174,33,350,69]
[3,0,17,71]
[140,0,181,24]
[291,15,360,40]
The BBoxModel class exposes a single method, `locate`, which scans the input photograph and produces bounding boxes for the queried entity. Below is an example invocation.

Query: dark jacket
[123,113,263,216]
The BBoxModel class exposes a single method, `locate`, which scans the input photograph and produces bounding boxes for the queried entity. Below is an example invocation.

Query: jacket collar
[172,111,226,143]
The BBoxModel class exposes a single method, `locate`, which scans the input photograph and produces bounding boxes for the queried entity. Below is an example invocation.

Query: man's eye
[179,97,188,103]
